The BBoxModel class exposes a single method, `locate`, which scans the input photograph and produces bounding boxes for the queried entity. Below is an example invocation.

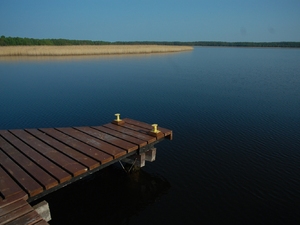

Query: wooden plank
[121,120,158,134]
[40,128,113,164]
[0,151,43,197]
[0,136,58,190]
[5,210,42,225]
[56,127,127,159]
[0,202,32,225]
[0,131,71,183]
[33,220,49,225]
[0,166,23,199]
[0,199,27,217]
[9,130,87,178]
[26,129,99,170]
[122,120,164,139]
[123,118,173,134]
[75,126,138,153]
[0,192,28,209]
[103,123,156,144]
[91,126,147,147]
[123,118,173,139]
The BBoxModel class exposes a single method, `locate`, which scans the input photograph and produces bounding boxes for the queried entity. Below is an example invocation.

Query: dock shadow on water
[32,165,171,225]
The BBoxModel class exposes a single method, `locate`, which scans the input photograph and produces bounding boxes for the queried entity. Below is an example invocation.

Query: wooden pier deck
[0,117,172,224]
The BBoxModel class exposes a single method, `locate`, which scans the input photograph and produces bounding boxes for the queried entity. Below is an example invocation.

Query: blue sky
[1,0,299,42]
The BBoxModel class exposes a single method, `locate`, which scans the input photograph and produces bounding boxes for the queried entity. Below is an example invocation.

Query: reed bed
[0,45,193,56]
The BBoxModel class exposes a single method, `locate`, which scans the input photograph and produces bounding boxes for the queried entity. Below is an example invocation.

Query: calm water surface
[1,47,300,224]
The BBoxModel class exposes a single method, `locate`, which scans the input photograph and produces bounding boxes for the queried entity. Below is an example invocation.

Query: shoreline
[0,45,193,56]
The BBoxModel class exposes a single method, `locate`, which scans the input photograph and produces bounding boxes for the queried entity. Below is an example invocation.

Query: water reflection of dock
[0,116,172,224]
[38,166,171,224]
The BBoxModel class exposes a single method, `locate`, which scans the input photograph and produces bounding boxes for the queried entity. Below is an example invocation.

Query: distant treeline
[0,36,109,46]
[1,36,300,48]
[114,41,300,48]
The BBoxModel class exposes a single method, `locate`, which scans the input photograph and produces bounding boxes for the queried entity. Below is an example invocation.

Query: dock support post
[145,148,156,162]
[135,153,145,167]
[120,147,157,172]
[121,153,145,168]
[33,200,51,222]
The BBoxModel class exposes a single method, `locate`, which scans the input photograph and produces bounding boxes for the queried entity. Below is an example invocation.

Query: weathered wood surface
[0,119,172,224]
[0,198,49,225]
[0,118,172,224]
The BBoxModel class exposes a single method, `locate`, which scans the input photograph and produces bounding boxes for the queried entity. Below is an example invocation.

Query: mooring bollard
[151,124,160,133]
[112,113,125,125]
[148,123,164,138]
[115,113,121,122]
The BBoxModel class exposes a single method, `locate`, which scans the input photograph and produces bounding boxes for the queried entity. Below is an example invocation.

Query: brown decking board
[33,220,49,225]
[0,199,28,218]
[0,136,58,190]
[0,151,43,197]
[0,199,49,225]
[56,127,127,159]
[75,126,138,152]
[0,118,172,224]
[5,210,45,225]
[0,202,33,224]
[0,167,24,199]
[0,130,72,183]
[39,128,113,165]
[103,123,157,143]
[9,130,87,178]
[26,129,100,170]
[0,192,28,209]
[123,118,173,139]
[91,125,147,148]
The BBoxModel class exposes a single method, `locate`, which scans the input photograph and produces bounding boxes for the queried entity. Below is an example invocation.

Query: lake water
[1,47,300,224]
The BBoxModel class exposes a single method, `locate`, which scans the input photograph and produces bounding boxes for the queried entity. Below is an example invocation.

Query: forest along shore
[0,45,193,56]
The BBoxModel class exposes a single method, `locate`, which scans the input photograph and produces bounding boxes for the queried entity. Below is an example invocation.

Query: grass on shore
[0,45,193,56]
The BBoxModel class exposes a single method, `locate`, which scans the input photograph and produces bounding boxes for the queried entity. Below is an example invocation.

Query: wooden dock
[0,117,172,224]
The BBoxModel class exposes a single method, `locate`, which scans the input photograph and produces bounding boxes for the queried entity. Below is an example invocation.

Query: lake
[1,47,300,224]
